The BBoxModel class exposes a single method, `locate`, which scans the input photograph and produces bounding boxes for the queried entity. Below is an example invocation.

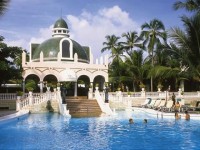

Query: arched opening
[25,74,40,92]
[43,74,58,92]
[77,75,90,96]
[93,75,105,91]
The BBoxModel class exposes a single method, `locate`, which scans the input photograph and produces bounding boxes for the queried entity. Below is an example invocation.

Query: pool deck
[132,107,200,119]
[1,107,200,121]
[0,110,29,122]
[0,110,17,117]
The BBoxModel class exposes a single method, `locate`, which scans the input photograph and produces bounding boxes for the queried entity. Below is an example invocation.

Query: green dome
[32,37,89,63]
[54,18,68,29]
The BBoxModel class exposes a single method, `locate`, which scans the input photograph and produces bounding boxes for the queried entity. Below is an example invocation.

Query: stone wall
[0,100,16,110]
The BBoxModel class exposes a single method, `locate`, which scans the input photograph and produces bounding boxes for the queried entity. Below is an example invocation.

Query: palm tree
[101,35,120,56]
[124,50,150,91]
[169,14,200,84]
[173,0,200,13]
[121,31,143,57]
[102,35,125,88]
[140,19,167,91]
[0,0,10,16]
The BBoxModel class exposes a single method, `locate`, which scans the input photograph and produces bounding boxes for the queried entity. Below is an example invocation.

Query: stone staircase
[65,96,102,117]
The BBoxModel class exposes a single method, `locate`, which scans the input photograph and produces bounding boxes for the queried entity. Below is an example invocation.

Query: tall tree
[124,50,150,91]
[101,35,120,56]
[0,0,10,16]
[140,19,167,91]
[0,36,23,86]
[169,14,200,84]
[173,0,200,13]
[121,31,143,57]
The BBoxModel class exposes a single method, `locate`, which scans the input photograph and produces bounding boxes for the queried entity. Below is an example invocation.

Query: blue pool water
[0,110,200,150]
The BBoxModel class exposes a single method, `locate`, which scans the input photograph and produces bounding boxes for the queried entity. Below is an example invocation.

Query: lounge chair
[183,100,200,112]
[152,99,162,109]
[162,100,173,112]
[141,98,152,107]
[147,99,157,108]
[155,99,166,110]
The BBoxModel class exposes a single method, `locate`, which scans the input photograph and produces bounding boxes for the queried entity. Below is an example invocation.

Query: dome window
[62,40,70,58]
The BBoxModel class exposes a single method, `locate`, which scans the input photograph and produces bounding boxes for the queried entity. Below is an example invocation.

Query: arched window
[62,40,70,57]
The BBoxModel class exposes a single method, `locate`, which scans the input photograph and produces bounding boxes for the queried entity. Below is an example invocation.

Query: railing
[19,92,57,110]
[0,93,17,100]
[94,91,200,104]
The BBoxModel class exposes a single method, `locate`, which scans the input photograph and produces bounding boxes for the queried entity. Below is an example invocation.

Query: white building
[22,18,108,96]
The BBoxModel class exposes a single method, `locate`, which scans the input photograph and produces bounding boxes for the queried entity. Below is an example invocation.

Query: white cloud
[30,25,52,45]
[4,25,52,52]
[6,5,139,58]
[66,5,139,59]
[5,39,26,49]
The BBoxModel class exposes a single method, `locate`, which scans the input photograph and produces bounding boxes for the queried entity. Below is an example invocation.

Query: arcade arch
[93,75,105,91]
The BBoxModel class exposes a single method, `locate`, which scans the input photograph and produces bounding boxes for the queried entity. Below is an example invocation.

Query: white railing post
[16,99,21,111]
[29,92,33,105]
[88,88,93,99]
[141,89,145,98]
[197,91,200,97]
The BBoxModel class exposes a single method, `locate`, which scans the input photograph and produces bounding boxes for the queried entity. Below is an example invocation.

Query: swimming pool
[0,109,200,150]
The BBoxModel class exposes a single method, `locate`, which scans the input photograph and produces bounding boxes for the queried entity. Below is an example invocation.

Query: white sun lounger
[141,98,152,107]
[155,99,166,110]
[147,99,156,108]
[152,99,162,109]
[162,100,173,112]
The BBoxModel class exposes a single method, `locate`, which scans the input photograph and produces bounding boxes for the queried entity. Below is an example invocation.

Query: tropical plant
[139,83,145,89]
[127,91,132,95]
[95,83,99,87]
[0,0,10,16]
[0,37,24,86]
[169,14,200,85]
[124,50,149,91]
[101,35,120,55]
[121,31,143,57]
[140,19,167,91]
[157,83,163,89]
[173,0,200,13]
[16,91,23,96]
[25,80,36,92]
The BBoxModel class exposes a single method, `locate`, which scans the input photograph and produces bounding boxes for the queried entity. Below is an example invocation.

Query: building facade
[22,18,108,96]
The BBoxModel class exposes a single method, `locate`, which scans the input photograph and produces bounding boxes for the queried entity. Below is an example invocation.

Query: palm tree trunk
[151,51,154,92]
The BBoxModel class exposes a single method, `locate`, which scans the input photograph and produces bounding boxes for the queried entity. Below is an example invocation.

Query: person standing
[172,93,176,106]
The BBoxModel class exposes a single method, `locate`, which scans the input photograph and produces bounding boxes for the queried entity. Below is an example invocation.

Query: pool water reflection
[0,110,200,150]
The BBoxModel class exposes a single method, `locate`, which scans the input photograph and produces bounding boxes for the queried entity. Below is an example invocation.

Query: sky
[0,0,186,60]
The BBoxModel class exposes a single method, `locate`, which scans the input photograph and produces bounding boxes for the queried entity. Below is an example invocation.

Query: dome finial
[52,18,69,37]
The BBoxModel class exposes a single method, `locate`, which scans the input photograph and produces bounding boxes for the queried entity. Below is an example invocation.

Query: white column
[40,81,43,93]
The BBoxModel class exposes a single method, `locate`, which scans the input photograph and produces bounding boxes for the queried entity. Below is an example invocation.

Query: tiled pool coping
[0,108,200,123]
[0,110,29,124]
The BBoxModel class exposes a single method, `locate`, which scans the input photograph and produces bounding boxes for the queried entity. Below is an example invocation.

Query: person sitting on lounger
[175,112,181,120]
[185,111,190,120]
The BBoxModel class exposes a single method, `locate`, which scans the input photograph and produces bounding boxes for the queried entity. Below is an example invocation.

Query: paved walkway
[0,110,17,117]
